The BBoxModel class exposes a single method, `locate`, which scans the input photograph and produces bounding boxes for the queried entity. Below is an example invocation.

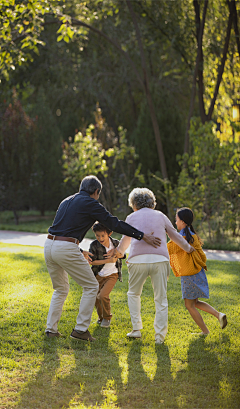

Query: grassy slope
[0,243,239,409]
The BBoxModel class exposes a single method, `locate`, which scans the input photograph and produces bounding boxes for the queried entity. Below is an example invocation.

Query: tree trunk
[127,81,137,122]
[13,209,19,225]
[126,0,168,180]
[206,8,233,120]
[227,0,240,56]
[184,0,208,154]
[193,1,207,123]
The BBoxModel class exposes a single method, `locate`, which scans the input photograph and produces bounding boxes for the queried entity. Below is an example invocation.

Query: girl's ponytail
[189,223,203,245]
[183,226,194,244]
[177,208,203,245]
[190,224,196,234]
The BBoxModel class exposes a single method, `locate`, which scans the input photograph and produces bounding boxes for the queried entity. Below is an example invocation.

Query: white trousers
[44,238,99,333]
[127,261,170,342]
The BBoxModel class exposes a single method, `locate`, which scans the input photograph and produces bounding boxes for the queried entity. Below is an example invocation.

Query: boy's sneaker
[101,319,111,328]
[97,319,102,325]
[70,329,95,341]
[218,312,227,329]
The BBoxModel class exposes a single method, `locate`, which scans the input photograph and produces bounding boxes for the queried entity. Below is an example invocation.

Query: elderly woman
[116,188,194,344]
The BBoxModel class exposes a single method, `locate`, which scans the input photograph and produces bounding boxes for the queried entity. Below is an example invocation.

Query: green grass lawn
[0,211,55,234]
[0,243,239,409]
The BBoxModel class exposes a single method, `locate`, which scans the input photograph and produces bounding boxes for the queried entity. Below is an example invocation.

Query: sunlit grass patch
[0,243,239,408]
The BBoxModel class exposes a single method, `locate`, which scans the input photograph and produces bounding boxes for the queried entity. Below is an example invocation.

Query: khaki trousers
[44,238,99,333]
[95,273,118,320]
[127,261,170,342]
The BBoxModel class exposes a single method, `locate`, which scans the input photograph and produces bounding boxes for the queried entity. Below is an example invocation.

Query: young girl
[167,207,227,335]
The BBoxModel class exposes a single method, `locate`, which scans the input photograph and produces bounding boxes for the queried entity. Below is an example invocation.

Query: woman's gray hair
[128,188,156,210]
[79,175,102,195]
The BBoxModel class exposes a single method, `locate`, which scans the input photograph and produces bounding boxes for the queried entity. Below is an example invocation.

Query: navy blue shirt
[48,190,144,243]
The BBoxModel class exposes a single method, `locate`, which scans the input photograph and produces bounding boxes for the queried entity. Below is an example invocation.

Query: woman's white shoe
[127,330,141,338]
[155,335,164,345]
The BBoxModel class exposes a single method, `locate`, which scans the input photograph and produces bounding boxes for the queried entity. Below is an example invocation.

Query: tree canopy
[0,0,239,240]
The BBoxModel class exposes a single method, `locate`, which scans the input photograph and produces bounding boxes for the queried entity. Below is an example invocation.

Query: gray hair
[79,175,102,195]
[128,188,156,210]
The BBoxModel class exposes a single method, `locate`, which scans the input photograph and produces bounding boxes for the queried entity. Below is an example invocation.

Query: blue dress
[179,229,209,300]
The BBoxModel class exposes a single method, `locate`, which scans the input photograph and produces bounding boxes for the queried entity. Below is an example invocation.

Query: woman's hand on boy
[107,256,118,263]
[114,249,124,259]
[104,249,115,259]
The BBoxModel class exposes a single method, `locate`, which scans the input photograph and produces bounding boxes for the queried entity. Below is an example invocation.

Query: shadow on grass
[5,252,45,263]
[172,335,222,408]
[12,327,238,409]
[16,337,91,409]
[120,340,174,408]
[16,327,123,409]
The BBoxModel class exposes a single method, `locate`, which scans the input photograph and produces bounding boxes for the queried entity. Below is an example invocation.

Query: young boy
[89,222,125,328]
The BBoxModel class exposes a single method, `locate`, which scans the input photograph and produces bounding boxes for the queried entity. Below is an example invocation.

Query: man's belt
[47,234,79,245]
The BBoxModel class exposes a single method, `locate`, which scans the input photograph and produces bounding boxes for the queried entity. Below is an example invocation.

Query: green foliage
[1,0,239,221]
[0,0,55,79]
[169,118,240,244]
[0,89,37,223]
[62,105,144,214]
[0,243,240,408]
[30,87,64,215]
[62,126,108,189]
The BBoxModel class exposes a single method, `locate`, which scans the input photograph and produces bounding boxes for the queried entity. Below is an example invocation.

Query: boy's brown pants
[95,273,118,320]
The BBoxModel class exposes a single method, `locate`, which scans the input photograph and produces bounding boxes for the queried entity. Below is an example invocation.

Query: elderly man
[44,176,161,341]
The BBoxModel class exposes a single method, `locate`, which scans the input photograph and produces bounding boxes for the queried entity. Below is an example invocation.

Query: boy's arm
[91,256,118,266]
[89,241,118,265]
[88,241,100,264]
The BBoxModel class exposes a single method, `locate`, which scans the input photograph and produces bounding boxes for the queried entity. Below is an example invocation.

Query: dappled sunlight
[1,244,239,408]
[100,379,118,408]
[141,343,157,381]
[5,283,36,302]
[0,244,44,255]
[108,331,131,387]
[169,358,188,381]
[1,355,44,409]
[176,394,188,408]
[68,379,118,409]
[219,376,232,403]
[55,353,76,379]
[208,275,237,284]
[168,338,189,380]
[118,352,128,385]
[67,384,85,408]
